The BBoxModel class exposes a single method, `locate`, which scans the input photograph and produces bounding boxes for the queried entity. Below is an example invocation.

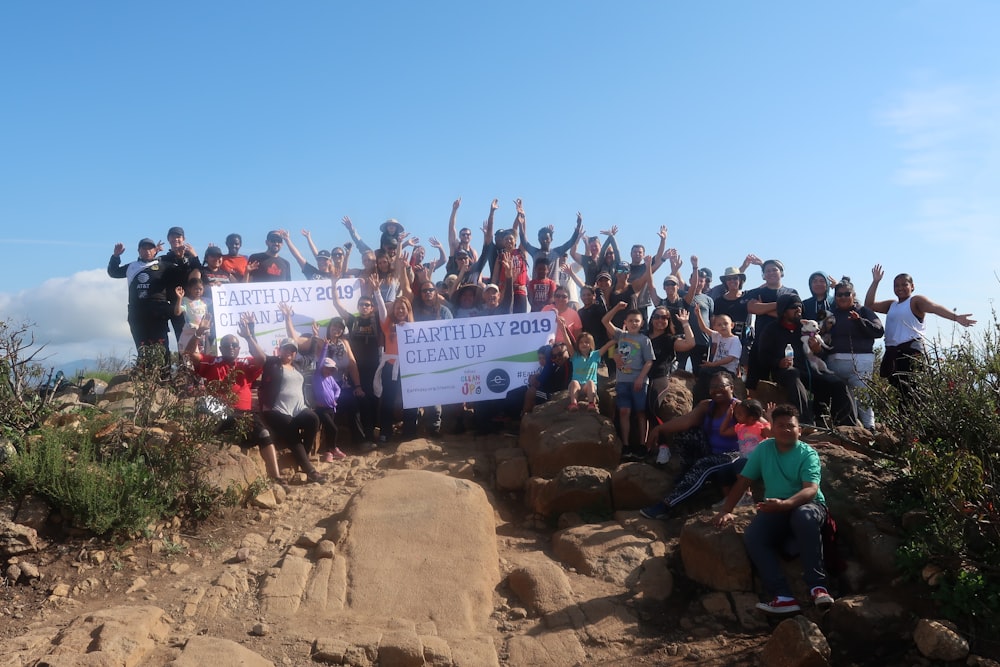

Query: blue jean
[827,353,875,429]
[743,502,828,598]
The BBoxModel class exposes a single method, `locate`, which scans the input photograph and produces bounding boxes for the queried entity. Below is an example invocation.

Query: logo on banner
[486,369,510,393]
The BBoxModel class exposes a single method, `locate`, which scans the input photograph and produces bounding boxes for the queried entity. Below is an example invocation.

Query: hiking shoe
[306,471,328,484]
[811,587,835,609]
[321,448,346,462]
[640,501,670,520]
[655,447,671,465]
[755,598,801,615]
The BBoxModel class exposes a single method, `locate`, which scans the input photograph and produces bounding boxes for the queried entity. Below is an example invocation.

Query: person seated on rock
[184,314,283,485]
[249,333,327,484]
[756,293,857,426]
[712,404,835,615]
[639,372,741,517]
[565,331,615,412]
[503,342,573,418]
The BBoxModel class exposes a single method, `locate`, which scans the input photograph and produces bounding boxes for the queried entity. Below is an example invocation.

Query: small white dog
[800,319,832,374]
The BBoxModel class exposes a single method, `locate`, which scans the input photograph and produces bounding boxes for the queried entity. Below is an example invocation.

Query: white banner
[397,312,557,408]
[212,279,361,354]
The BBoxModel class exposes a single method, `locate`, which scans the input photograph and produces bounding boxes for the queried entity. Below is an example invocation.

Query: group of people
[107,200,976,614]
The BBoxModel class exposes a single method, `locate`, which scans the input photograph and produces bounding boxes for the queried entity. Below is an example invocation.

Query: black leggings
[262,410,319,474]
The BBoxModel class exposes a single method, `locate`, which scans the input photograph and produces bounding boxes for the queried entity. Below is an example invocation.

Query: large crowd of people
[107,199,977,615]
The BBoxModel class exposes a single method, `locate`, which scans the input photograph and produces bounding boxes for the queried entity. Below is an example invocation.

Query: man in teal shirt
[713,404,834,614]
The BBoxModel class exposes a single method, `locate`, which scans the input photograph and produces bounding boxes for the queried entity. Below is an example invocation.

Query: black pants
[261,409,319,473]
[772,367,858,426]
[315,407,339,451]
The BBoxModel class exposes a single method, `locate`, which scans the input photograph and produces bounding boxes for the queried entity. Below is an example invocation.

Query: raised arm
[550,212,585,257]
[673,310,696,353]
[281,230,310,270]
[651,226,668,271]
[372,275,388,321]
[864,264,893,314]
[911,295,976,327]
[685,255,700,306]
[108,243,127,278]
[601,301,627,339]
[278,302,310,347]
[447,198,462,255]
[426,236,447,274]
[239,313,266,365]
[341,216,371,253]
[302,229,321,259]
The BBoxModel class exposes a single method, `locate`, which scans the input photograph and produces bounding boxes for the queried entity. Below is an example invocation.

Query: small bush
[868,314,1000,633]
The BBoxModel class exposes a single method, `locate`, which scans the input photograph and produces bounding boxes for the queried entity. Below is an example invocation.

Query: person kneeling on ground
[712,403,835,615]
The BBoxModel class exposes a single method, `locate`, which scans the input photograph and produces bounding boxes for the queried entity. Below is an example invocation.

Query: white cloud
[0,269,135,368]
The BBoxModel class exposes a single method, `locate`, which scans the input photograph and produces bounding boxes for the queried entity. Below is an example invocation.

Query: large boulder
[810,442,901,578]
[519,395,620,477]
[913,618,969,662]
[199,448,266,500]
[679,509,754,592]
[525,466,612,518]
[761,615,831,667]
[495,447,530,492]
[551,521,655,586]
[506,553,576,618]
[825,594,911,658]
[654,373,695,422]
[340,470,500,632]
[610,462,674,510]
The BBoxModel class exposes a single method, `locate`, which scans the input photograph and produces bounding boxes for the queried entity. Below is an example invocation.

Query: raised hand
[278,302,293,318]
[871,264,884,282]
[452,197,462,212]
[490,198,499,211]
[658,225,668,240]
[341,216,354,231]
[576,212,583,225]
[428,236,443,249]
[311,321,320,338]
[113,243,125,256]
[302,229,312,238]
[175,285,185,299]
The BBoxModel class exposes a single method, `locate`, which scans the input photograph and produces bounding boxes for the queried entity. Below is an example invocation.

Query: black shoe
[307,471,327,484]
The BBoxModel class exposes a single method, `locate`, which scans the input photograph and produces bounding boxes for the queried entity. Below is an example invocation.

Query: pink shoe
[321,448,347,463]
[586,401,598,412]
[568,401,580,412]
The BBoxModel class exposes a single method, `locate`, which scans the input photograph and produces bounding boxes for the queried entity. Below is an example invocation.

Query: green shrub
[868,315,1000,632]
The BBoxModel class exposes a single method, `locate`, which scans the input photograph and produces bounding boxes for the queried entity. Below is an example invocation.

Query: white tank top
[885,296,924,346]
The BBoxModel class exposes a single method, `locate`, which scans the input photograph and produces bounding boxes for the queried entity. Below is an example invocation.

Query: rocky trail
[2,381,996,666]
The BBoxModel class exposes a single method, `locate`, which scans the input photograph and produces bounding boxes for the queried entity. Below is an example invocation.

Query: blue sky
[1,1,997,365]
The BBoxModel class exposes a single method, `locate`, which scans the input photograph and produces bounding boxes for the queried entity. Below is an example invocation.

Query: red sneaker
[811,587,835,609]
[755,598,801,614]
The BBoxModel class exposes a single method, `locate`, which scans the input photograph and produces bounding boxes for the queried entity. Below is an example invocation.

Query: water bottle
[784,343,794,360]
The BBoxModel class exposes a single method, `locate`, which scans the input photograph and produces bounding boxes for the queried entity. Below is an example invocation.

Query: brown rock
[378,631,424,667]
[519,396,621,477]
[168,635,273,666]
[0,519,39,556]
[761,615,831,667]
[13,495,51,531]
[505,630,587,665]
[825,594,910,653]
[654,373,695,422]
[913,618,969,661]
[341,470,500,632]
[610,462,674,510]
[630,556,674,601]
[507,554,576,617]
[495,447,530,491]
[679,511,753,591]
[526,466,612,518]
[551,521,652,586]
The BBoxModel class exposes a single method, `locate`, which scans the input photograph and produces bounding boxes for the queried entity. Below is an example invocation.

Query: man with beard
[249,230,293,282]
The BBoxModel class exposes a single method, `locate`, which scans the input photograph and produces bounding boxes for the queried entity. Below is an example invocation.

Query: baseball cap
[316,250,332,259]
[266,231,283,242]
[322,357,338,369]
[138,238,156,250]
[204,246,223,257]
[167,226,184,237]
[278,337,298,350]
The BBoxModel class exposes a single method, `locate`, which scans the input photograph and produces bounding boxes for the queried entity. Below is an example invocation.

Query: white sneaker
[655,447,671,465]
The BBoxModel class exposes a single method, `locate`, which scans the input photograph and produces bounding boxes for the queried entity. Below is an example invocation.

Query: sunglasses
[652,314,669,320]
[421,288,436,294]
[835,292,853,298]
[358,301,373,307]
